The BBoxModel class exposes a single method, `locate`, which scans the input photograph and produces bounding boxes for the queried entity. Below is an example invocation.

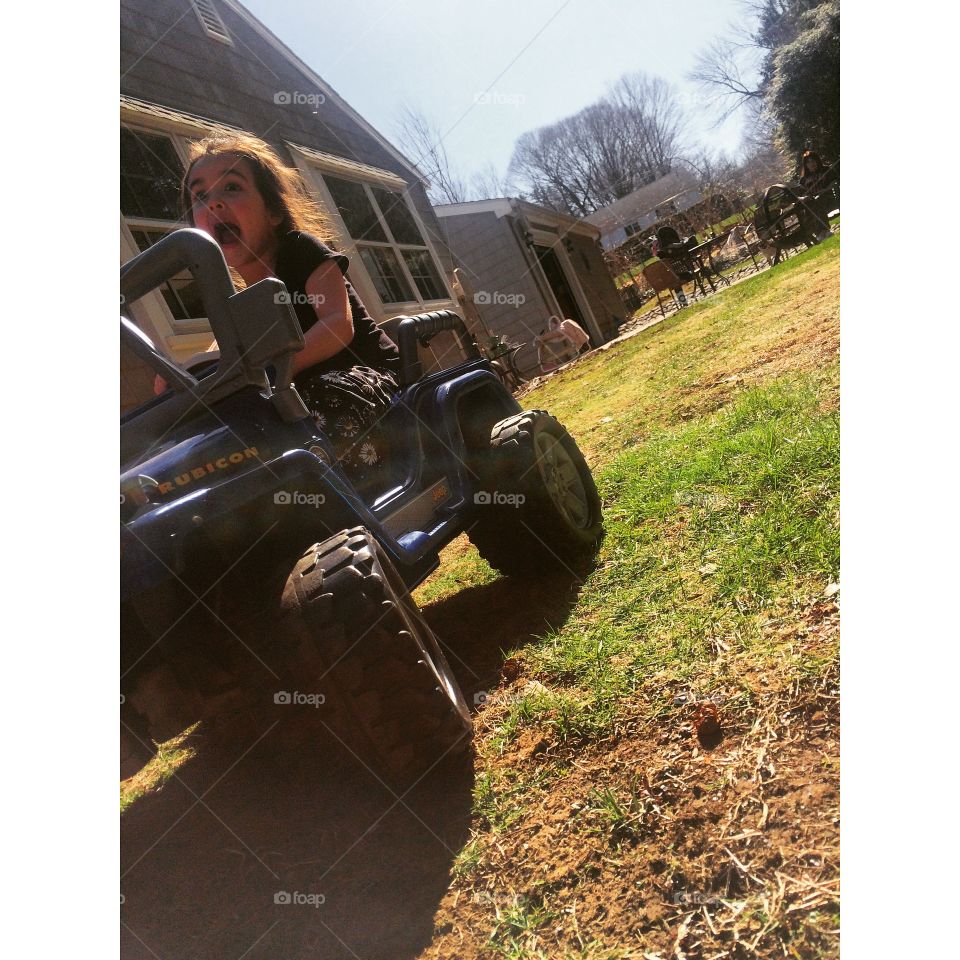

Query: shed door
[533,245,589,338]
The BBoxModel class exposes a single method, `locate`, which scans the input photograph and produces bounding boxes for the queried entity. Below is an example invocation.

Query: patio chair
[754,184,820,265]
[642,260,687,318]
[536,332,578,373]
[655,226,713,298]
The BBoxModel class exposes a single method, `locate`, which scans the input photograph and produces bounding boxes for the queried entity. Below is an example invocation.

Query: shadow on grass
[422,564,593,706]
[121,565,591,960]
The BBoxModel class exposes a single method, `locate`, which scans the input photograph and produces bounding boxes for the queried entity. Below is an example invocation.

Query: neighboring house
[120,0,461,411]
[585,170,702,251]
[436,199,624,377]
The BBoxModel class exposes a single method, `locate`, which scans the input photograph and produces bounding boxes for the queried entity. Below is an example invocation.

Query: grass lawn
[416,234,840,959]
[121,236,840,959]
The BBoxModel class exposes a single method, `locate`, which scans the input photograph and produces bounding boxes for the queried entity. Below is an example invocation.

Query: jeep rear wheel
[467,410,603,577]
[279,528,473,783]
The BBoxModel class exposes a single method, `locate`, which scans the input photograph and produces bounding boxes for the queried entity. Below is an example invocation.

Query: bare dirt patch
[422,603,839,959]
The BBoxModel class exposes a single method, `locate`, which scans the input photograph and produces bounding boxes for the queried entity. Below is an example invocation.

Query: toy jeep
[121,229,603,782]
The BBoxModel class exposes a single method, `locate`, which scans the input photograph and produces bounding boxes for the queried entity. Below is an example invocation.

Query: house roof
[120,95,240,136]
[285,142,407,189]
[222,0,429,187]
[435,197,599,238]
[584,170,700,235]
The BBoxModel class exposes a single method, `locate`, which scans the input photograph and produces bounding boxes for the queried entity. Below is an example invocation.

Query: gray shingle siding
[121,0,458,378]
[441,211,549,371]
[120,0,432,222]
[440,207,625,373]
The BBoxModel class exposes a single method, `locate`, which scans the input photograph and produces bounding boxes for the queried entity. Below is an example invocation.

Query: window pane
[324,176,387,242]
[358,246,415,304]
[121,127,184,221]
[371,186,425,245]
[401,248,446,301]
[130,229,206,321]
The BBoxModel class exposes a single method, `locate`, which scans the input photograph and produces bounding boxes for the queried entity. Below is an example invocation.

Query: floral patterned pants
[295,365,398,485]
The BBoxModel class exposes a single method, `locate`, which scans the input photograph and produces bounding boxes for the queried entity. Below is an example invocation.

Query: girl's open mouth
[214,222,242,247]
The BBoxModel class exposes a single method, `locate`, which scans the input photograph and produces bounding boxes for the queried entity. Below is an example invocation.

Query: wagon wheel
[761,184,818,258]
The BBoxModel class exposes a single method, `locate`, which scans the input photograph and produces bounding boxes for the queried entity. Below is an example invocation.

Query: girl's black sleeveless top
[274,231,400,377]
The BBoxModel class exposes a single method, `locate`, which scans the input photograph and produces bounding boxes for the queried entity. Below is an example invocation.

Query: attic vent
[191,0,233,45]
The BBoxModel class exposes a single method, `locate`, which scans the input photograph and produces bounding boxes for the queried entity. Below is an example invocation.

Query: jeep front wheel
[467,410,603,576]
[279,528,473,783]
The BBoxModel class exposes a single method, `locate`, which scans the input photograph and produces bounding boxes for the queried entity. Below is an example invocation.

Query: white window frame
[286,144,454,320]
[120,116,220,361]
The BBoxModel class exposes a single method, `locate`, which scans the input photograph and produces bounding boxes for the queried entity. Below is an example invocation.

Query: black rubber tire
[467,410,603,577]
[278,527,473,783]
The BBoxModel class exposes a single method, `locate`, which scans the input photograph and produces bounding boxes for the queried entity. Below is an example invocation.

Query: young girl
[178,133,400,481]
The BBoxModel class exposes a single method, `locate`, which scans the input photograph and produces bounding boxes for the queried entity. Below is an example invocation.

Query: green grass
[488,374,838,748]
[120,725,198,813]
[430,237,839,958]
[424,237,839,755]
[526,237,838,469]
[489,898,559,959]
[414,547,498,605]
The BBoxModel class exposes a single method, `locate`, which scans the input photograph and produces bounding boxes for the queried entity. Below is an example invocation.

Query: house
[435,199,625,378]
[120,0,462,410]
[585,170,702,251]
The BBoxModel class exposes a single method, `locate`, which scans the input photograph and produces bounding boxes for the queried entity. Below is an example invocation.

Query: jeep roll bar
[394,309,481,388]
[121,229,309,465]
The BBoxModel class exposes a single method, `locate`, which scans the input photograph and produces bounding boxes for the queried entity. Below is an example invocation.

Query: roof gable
[584,170,699,233]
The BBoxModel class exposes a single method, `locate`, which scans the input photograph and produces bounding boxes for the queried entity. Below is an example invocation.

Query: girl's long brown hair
[180,133,337,244]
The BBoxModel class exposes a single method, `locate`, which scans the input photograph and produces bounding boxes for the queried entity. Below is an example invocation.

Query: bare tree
[690,0,836,157]
[469,161,512,200]
[689,37,764,122]
[507,72,690,217]
[394,105,468,205]
[394,106,514,205]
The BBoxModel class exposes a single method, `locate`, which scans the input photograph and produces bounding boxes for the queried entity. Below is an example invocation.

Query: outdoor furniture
[754,184,820,265]
[656,226,714,299]
[688,234,732,288]
[642,260,686,318]
[489,342,528,392]
[720,224,765,276]
[800,158,840,224]
[536,332,578,373]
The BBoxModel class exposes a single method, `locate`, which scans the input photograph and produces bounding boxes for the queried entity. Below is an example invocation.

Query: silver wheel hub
[534,432,591,529]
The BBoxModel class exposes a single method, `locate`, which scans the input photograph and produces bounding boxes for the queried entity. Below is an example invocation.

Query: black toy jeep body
[121,229,603,781]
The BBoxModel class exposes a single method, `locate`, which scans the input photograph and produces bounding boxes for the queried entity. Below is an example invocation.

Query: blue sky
[241,0,750,185]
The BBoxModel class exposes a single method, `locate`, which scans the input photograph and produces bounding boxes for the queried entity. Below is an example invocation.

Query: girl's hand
[154,374,168,395]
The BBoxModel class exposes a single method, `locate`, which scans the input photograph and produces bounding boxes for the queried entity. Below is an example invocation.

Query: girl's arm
[155,262,352,393]
[291,261,355,377]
